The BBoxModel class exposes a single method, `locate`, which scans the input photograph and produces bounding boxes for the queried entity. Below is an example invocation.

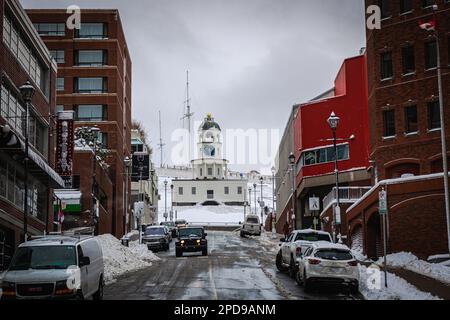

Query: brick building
[343,0,450,259]
[26,9,132,237]
[0,0,64,269]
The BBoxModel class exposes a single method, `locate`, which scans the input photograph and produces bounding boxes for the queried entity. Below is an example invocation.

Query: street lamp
[19,81,35,242]
[253,183,257,216]
[90,127,100,235]
[248,187,252,214]
[164,180,168,222]
[260,176,264,225]
[170,184,174,222]
[123,156,132,235]
[288,152,296,230]
[328,111,341,243]
[271,166,276,235]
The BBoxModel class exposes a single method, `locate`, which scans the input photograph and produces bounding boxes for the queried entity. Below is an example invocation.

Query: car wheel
[176,249,182,257]
[276,251,287,272]
[289,257,297,278]
[295,269,303,286]
[93,277,104,300]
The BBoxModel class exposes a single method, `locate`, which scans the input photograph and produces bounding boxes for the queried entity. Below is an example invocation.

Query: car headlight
[1,281,16,297]
[55,280,76,296]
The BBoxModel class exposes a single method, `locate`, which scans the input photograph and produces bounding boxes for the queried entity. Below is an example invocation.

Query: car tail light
[308,258,321,265]
[348,260,358,267]
[296,247,302,256]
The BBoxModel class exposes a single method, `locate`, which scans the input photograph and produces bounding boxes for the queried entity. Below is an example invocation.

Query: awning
[54,189,82,213]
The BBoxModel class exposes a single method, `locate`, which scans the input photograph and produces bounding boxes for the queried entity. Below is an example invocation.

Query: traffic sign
[335,205,341,225]
[309,197,320,211]
[379,189,387,215]
[134,201,144,218]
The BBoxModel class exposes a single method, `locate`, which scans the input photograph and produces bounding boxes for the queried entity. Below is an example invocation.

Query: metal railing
[322,187,372,210]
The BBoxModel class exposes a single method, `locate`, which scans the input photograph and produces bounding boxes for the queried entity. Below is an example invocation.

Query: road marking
[208,259,218,300]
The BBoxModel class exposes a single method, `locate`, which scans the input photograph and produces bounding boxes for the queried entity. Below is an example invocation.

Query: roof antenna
[157,110,165,168]
[181,70,194,165]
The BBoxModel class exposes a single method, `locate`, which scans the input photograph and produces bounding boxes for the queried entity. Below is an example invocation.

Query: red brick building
[344,0,450,259]
[0,0,64,269]
[26,9,132,237]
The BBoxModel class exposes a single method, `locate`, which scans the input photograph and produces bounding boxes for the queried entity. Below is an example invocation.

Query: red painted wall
[294,55,370,186]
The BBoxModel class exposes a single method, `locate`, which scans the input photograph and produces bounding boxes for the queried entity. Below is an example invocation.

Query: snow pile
[358,265,440,300]
[376,252,450,285]
[96,234,159,284]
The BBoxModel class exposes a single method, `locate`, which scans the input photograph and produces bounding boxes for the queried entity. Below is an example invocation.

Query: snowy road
[104,231,363,300]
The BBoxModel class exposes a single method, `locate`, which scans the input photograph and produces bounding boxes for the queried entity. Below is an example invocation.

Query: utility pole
[182,70,194,165]
[158,110,165,168]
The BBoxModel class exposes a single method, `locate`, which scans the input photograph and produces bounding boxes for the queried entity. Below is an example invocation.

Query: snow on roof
[346,172,449,214]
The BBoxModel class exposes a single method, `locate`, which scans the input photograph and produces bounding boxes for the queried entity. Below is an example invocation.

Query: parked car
[276,229,333,277]
[175,219,188,229]
[175,227,208,257]
[142,226,170,251]
[295,242,359,293]
[160,221,177,237]
[1,235,104,300]
[240,215,261,237]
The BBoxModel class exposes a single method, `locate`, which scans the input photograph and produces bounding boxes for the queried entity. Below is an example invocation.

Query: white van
[1,235,104,300]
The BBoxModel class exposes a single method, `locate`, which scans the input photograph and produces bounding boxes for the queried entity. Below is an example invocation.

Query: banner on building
[56,111,75,188]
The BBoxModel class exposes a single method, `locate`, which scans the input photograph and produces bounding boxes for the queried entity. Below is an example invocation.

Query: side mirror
[79,256,90,267]
[204,233,208,237]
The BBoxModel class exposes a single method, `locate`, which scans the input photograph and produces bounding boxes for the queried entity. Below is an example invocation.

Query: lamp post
[253,183,257,216]
[150,167,156,223]
[164,180,168,222]
[19,81,35,242]
[170,184,174,222]
[260,176,264,225]
[123,156,132,235]
[248,187,252,214]
[328,111,341,243]
[271,166,276,236]
[288,152,296,231]
[90,127,100,235]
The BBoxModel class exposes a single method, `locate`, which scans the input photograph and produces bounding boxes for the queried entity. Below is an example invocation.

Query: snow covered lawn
[97,234,160,284]
[358,265,441,300]
[376,252,450,285]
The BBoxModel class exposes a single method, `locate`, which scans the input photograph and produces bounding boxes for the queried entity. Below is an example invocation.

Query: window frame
[404,105,418,134]
[383,109,396,138]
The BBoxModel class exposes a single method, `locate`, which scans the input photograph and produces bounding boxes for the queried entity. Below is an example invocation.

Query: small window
[75,50,107,66]
[207,167,213,176]
[33,23,65,36]
[224,187,229,195]
[400,0,413,14]
[74,77,107,94]
[402,45,415,75]
[207,190,214,199]
[425,41,437,70]
[49,50,65,63]
[381,51,393,79]
[75,105,106,121]
[428,101,441,130]
[75,23,107,39]
[404,105,418,134]
[56,77,64,91]
[383,109,396,137]
[200,168,203,176]
[178,187,183,195]
[237,187,243,195]
[192,187,196,195]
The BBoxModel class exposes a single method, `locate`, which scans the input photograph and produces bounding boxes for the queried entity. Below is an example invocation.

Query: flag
[419,19,436,31]
[58,209,65,224]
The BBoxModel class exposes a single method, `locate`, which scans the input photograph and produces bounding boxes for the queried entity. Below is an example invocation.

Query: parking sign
[379,190,387,215]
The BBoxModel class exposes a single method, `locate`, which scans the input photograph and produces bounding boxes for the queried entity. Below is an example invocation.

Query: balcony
[322,187,371,210]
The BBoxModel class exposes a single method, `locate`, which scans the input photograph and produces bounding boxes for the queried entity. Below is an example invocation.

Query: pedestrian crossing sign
[309,197,320,211]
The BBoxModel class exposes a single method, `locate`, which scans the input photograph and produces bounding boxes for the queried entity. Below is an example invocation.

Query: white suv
[276,229,332,277]
[240,215,261,237]
[296,242,359,293]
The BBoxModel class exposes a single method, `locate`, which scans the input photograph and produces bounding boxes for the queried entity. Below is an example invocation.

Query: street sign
[309,197,320,211]
[134,201,144,218]
[379,189,387,215]
[335,205,341,225]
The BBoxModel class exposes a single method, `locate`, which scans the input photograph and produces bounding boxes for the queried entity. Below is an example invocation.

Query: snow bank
[358,265,440,300]
[376,252,450,285]
[96,234,160,284]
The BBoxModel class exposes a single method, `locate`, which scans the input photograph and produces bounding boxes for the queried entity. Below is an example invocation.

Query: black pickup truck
[175,227,208,257]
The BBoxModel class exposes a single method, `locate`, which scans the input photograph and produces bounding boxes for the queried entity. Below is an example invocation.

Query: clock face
[203,145,215,157]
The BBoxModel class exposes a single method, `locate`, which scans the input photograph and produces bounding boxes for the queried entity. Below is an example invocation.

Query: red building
[276,54,372,236]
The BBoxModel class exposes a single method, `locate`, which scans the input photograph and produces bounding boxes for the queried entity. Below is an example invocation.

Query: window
[74,77,107,94]
[75,105,106,121]
[237,187,243,195]
[381,51,393,79]
[75,50,107,66]
[4,15,46,93]
[200,168,203,176]
[75,23,107,39]
[402,45,415,74]
[383,110,396,137]
[207,167,213,176]
[425,41,437,70]
[379,0,391,19]
[56,105,64,113]
[224,187,229,195]
[33,23,65,36]
[207,190,214,199]
[131,144,143,153]
[404,106,418,134]
[178,187,183,195]
[1,85,26,137]
[400,0,413,13]
[56,77,64,91]
[49,50,64,63]
[422,0,435,8]
[97,132,108,148]
[192,187,196,195]
[428,101,441,130]
[302,144,349,167]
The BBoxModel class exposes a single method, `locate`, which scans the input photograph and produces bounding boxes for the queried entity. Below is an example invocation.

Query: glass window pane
[77,78,104,93]
[76,105,104,121]
[77,50,104,66]
[77,23,105,38]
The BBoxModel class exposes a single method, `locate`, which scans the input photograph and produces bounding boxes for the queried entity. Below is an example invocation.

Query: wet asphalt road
[104,231,363,300]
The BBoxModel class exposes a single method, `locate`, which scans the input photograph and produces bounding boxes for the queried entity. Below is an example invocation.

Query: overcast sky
[21,0,366,173]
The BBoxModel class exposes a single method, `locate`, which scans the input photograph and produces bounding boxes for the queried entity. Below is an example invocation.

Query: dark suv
[175,227,208,257]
